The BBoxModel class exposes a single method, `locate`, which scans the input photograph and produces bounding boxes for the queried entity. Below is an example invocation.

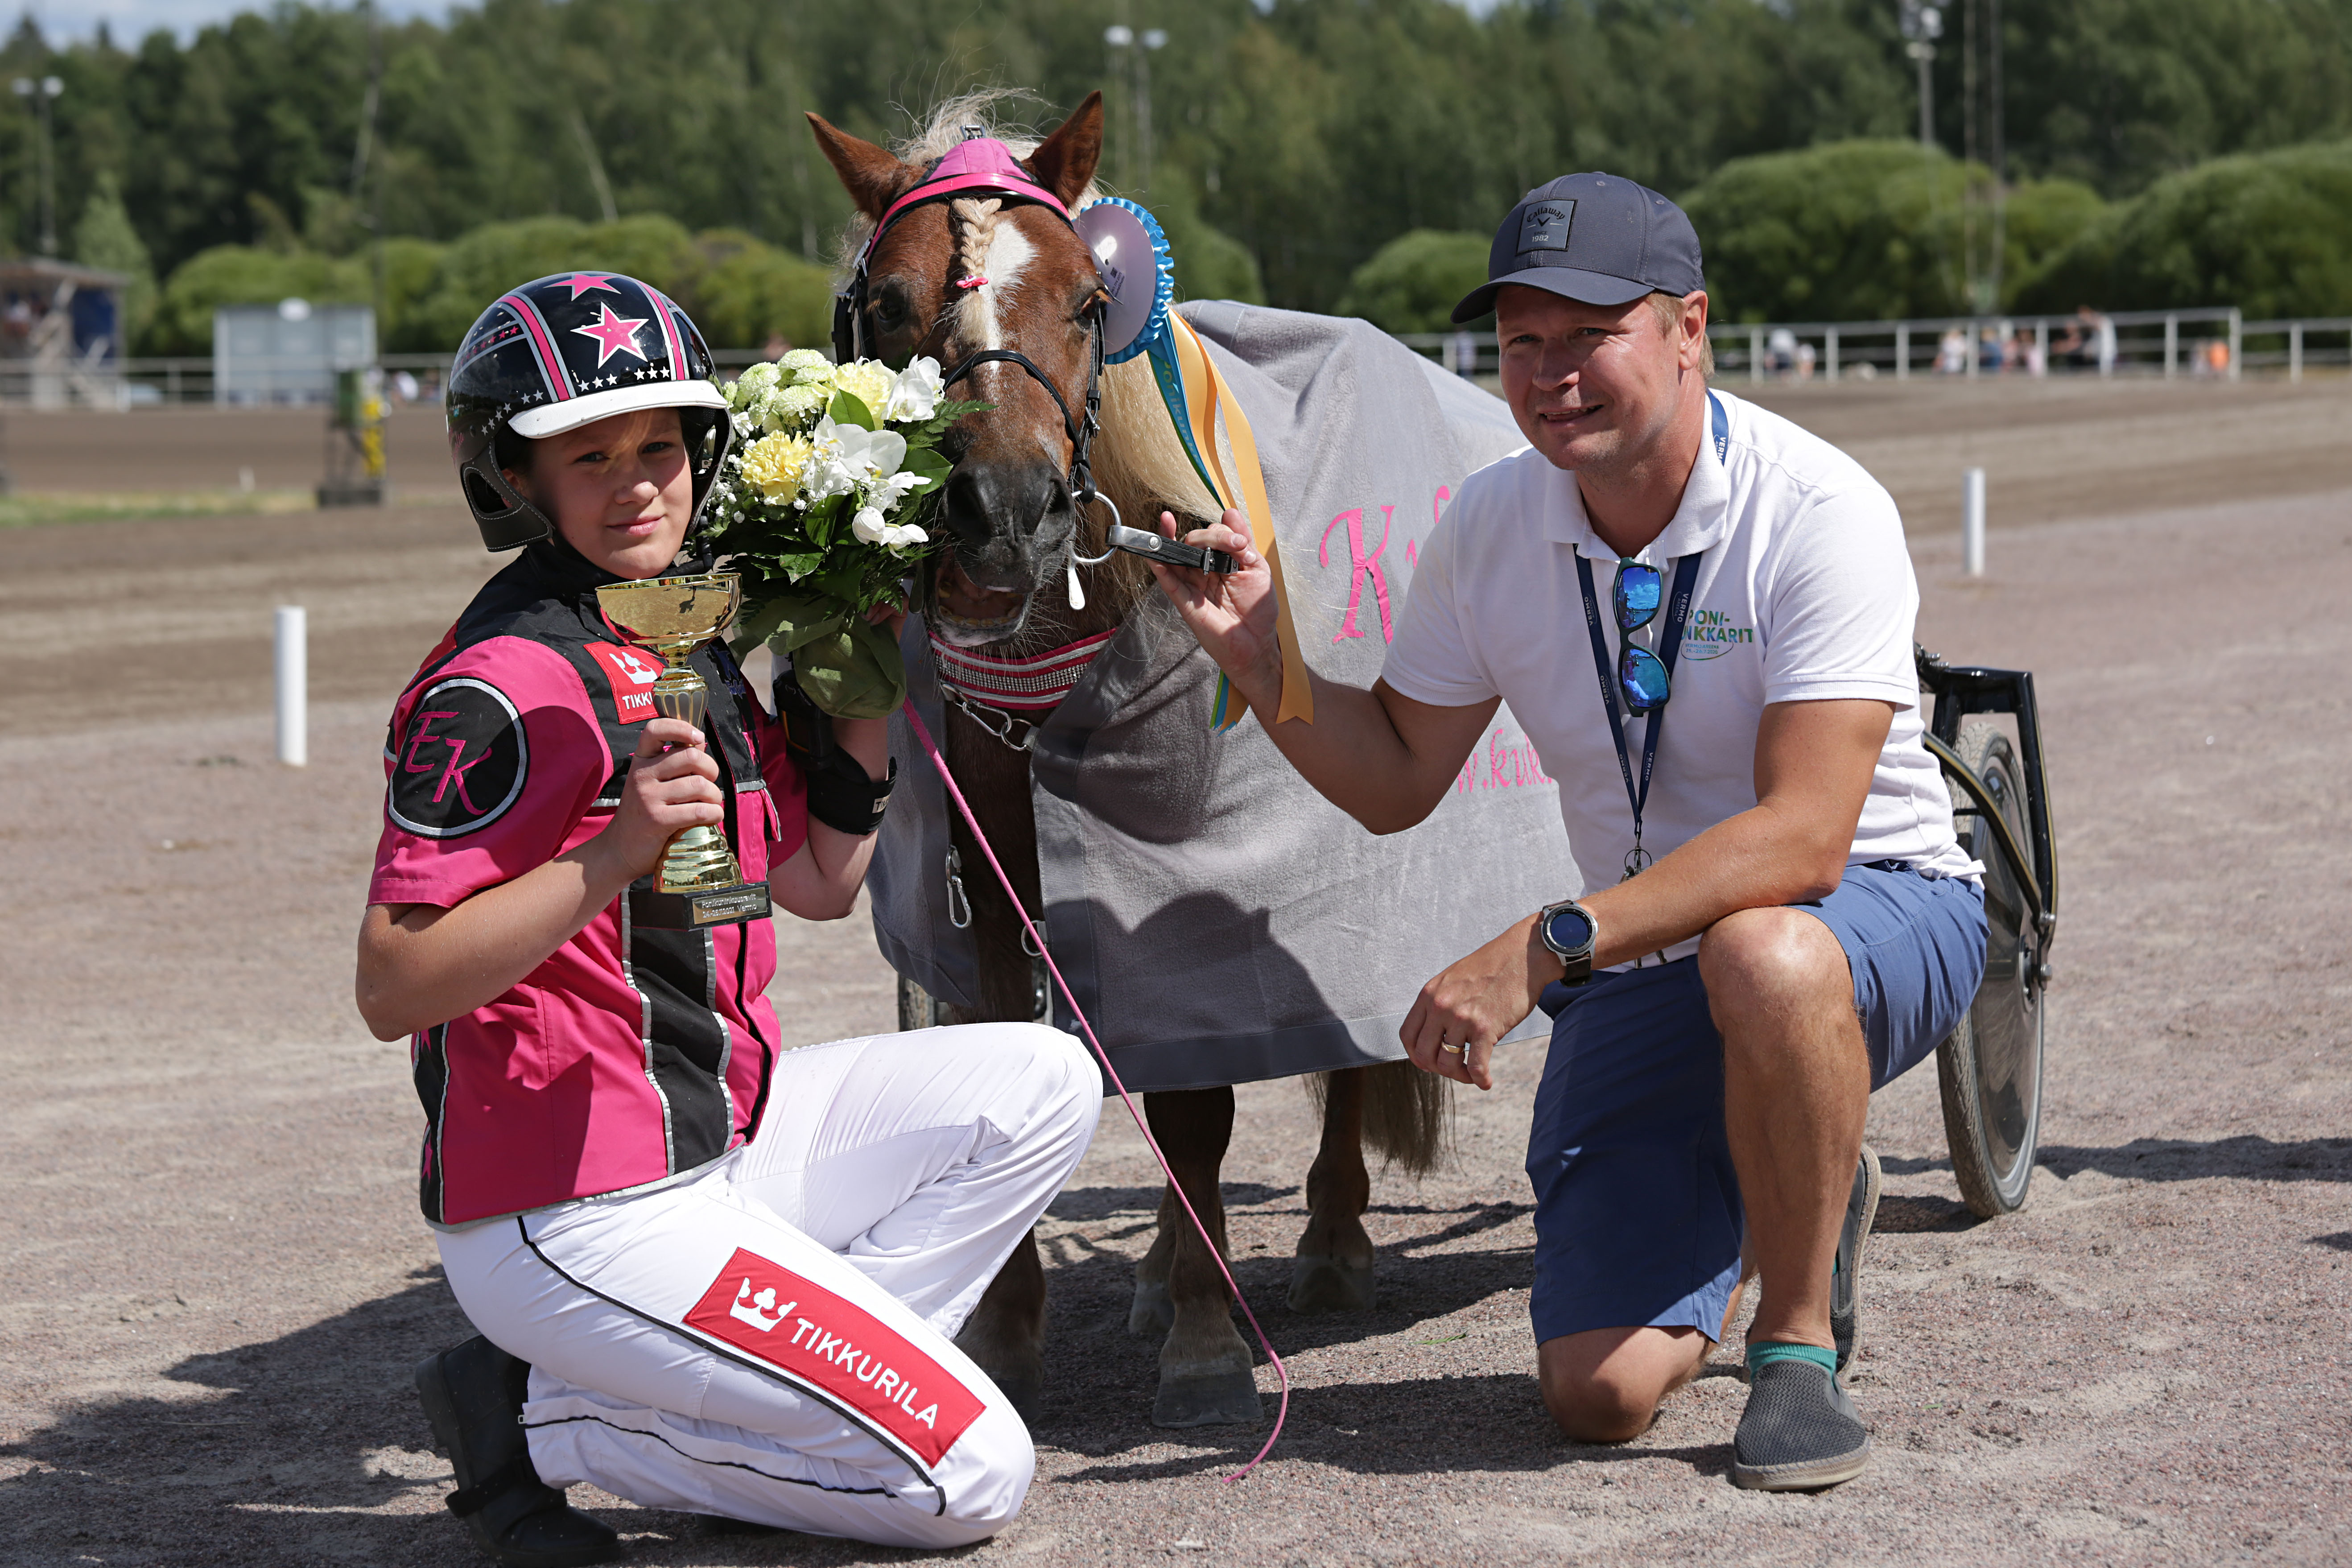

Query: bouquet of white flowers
[703,349,985,718]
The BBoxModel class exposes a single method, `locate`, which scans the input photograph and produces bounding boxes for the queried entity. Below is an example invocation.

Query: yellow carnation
[739,432,813,504]
[831,360,896,422]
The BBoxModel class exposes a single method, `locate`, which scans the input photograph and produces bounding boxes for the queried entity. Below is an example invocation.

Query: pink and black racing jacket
[369,542,810,1229]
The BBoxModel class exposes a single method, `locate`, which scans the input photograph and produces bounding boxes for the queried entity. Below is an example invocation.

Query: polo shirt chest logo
[1681,606,1755,661]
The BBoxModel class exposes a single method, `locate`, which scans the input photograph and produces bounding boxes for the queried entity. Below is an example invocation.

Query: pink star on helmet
[558,272,621,299]
[573,302,649,367]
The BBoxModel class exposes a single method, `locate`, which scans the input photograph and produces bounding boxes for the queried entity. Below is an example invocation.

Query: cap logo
[1518,200,1576,257]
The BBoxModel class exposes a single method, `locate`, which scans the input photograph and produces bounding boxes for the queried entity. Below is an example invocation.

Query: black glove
[772,657,897,837]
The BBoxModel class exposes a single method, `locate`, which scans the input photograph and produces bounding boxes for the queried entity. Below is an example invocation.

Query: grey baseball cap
[1451,172,1706,323]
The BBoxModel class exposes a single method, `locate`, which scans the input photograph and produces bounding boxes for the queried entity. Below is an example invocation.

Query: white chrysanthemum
[770,384,827,425]
[887,357,945,422]
[780,348,833,385]
[732,362,782,407]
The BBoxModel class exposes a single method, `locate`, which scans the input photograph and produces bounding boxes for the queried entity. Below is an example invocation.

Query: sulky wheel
[1936,720,2048,1217]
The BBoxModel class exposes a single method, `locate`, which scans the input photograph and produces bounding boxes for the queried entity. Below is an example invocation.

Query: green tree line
[14,0,2352,352]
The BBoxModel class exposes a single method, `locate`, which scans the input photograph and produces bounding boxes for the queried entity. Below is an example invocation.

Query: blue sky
[37,1,455,45]
[39,0,1497,46]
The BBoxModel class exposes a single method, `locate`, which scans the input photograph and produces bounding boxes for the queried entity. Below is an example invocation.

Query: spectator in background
[1794,340,1816,382]
[393,370,422,403]
[1936,326,1968,374]
[2079,307,2117,375]
[1978,326,2005,373]
[2051,318,2086,370]
[2013,328,2045,378]
[762,333,792,361]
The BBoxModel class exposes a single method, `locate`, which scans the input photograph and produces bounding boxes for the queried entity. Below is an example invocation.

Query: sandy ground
[4,385,2350,1564]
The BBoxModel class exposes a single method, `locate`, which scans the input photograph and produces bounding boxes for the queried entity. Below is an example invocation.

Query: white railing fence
[0,347,783,409]
[1400,307,2352,384]
[8,317,2350,406]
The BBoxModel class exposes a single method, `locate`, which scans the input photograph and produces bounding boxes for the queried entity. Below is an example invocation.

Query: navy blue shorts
[1523,862,1988,1346]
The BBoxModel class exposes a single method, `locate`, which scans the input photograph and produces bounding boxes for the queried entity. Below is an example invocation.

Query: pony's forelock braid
[951,197,1002,295]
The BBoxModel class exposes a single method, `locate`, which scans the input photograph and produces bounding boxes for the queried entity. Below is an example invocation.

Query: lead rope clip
[945,847,972,930]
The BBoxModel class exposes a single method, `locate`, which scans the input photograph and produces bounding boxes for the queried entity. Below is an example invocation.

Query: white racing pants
[436,1023,1098,1549]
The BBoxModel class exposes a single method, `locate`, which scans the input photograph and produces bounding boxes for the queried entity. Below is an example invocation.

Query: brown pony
[807,91,1443,1428]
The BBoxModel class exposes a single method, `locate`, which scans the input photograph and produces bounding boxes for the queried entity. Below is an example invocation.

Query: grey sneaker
[1831,1144,1882,1385]
[1730,1357,1872,1490]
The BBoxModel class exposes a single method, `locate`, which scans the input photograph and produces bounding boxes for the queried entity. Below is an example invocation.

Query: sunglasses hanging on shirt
[1573,391,1728,884]
[1611,560,1673,714]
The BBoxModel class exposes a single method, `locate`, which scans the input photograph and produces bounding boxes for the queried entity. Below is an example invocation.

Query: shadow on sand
[0,1267,941,1568]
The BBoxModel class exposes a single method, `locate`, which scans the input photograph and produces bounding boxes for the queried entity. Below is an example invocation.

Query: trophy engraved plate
[596,573,771,930]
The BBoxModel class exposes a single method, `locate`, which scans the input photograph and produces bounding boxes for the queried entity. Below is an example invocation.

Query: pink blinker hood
[862,138,1070,264]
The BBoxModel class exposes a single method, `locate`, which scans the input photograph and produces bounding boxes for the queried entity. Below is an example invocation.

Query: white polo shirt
[1382,388,1974,963]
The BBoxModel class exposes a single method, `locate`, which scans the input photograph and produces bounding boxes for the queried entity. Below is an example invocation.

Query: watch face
[1545,905,1594,957]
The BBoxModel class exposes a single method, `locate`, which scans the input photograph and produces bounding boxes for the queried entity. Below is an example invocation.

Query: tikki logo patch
[586,641,663,723]
[388,677,529,838]
[1519,200,1576,256]
[685,1248,984,1465]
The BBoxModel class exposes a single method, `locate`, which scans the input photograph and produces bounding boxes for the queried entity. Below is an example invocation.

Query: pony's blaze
[934,202,1096,608]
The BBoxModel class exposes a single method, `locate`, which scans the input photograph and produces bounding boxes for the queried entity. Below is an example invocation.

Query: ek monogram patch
[387,677,528,838]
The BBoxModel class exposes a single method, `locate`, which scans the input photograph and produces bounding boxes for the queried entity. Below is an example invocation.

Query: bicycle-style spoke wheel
[1936,720,2047,1216]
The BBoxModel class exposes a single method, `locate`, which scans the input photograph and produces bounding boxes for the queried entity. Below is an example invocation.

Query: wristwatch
[1537,898,1599,986]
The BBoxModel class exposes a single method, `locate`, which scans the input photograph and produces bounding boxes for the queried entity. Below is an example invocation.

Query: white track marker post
[275,605,308,767]
[1963,467,1987,578]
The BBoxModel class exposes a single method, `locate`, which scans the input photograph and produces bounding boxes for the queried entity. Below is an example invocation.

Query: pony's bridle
[832,134,1108,529]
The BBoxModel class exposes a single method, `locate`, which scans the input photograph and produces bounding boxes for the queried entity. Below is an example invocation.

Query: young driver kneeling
[355,272,1096,1565]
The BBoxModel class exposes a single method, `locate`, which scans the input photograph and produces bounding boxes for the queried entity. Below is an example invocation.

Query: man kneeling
[1147,175,1984,1489]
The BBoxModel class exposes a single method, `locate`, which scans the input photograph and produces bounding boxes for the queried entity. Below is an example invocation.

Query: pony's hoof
[1287,1253,1375,1314]
[1127,1278,1174,1337]
[1152,1366,1264,1428]
[988,1366,1043,1426]
[953,1333,1044,1425]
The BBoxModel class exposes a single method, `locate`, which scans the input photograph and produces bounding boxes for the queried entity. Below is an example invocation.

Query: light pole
[12,74,62,256]
[1103,26,1133,190]
[1103,25,1170,194]
[1136,29,1167,194]
[1900,3,1941,150]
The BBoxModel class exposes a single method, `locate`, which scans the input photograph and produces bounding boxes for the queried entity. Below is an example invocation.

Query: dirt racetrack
[4,382,2350,1565]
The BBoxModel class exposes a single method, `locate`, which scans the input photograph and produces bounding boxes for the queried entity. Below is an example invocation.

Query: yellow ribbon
[1165,314,1315,725]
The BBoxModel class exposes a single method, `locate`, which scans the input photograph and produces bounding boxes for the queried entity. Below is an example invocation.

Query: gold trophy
[594,572,771,928]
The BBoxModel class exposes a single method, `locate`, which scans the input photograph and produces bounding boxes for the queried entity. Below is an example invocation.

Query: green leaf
[899,397,990,447]
[828,390,877,430]
[803,494,843,547]
[787,615,908,720]
[899,445,950,494]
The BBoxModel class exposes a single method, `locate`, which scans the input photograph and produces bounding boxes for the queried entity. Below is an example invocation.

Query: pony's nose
[943,463,1067,546]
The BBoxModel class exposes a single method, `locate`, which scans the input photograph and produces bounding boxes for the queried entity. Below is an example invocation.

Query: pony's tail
[1309,1061,1452,1178]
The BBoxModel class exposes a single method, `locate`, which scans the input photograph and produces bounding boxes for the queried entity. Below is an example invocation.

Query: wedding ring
[1439,1040,1465,1055]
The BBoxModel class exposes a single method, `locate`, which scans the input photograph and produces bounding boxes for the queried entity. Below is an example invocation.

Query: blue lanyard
[1572,393,1724,879]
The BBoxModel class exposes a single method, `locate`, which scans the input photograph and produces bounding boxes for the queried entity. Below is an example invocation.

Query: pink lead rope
[900,704,1290,1481]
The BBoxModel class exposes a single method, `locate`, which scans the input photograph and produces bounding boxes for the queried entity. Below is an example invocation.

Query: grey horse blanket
[869,302,1580,1092]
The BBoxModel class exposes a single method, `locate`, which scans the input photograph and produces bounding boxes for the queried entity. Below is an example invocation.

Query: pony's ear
[1023,91,1104,209]
[807,113,909,222]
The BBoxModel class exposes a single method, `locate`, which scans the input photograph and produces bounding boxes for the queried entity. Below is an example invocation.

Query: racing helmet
[446,271,735,551]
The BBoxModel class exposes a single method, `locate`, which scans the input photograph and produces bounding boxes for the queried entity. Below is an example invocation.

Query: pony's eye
[873,288,910,333]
